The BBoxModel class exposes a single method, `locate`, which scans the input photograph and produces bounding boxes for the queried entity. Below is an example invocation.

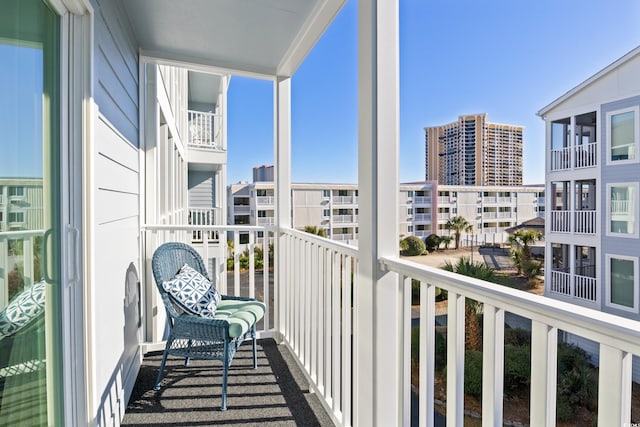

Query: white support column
[356,0,400,425]
[530,321,557,426]
[482,304,504,426]
[274,75,291,339]
[598,344,632,425]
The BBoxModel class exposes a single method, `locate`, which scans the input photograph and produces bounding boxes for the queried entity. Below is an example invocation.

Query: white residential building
[539,45,640,380]
[228,178,544,247]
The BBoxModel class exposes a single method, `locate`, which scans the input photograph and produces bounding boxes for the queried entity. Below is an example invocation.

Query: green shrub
[504,327,530,347]
[401,236,426,256]
[411,279,420,305]
[410,327,446,372]
[464,350,483,398]
[504,344,531,397]
[556,399,573,422]
[424,234,441,252]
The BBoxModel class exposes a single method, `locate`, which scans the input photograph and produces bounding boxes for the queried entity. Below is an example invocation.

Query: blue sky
[227,0,640,185]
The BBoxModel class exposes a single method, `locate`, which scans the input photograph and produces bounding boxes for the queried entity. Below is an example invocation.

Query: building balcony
[550,209,596,234]
[413,196,432,205]
[256,195,275,206]
[188,110,223,150]
[332,196,358,205]
[550,142,598,172]
[233,205,250,214]
[125,224,640,426]
[333,214,356,224]
[414,213,431,222]
[257,216,275,226]
[437,196,455,204]
[548,268,597,303]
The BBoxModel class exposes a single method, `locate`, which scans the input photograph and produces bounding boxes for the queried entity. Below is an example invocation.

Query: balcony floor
[123,339,334,426]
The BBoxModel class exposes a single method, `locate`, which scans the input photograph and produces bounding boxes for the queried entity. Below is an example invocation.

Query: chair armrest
[221,295,256,302]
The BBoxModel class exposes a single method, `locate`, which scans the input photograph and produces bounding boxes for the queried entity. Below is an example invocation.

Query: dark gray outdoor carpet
[122,339,335,426]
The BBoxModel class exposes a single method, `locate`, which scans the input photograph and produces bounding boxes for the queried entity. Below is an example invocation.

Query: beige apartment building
[425,113,523,186]
[228,178,543,247]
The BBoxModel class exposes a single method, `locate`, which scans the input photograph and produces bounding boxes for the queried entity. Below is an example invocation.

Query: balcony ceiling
[122,0,345,77]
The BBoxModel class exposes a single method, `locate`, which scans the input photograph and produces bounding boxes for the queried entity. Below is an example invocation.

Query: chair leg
[252,326,258,369]
[221,340,229,411]
[184,339,192,367]
[154,347,170,391]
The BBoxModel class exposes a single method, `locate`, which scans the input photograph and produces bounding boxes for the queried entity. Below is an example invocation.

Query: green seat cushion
[214,299,265,338]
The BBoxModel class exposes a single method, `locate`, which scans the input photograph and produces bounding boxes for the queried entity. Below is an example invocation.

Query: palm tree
[444,215,473,250]
[508,229,543,277]
[303,225,327,237]
[440,235,453,250]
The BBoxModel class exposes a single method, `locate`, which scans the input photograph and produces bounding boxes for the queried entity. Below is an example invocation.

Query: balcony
[188,110,222,150]
[413,196,432,205]
[257,216,275,226]
[127,224,640,426]
[550,142,598,172]
[549,267,597,303]
[414,213,431,222]
[256,195,275,206]
[332,196,357,205]
[333,214,356,224]
[550,210,596,234]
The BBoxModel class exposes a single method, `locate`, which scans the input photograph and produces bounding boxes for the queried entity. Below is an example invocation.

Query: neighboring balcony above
[187,109,227,167]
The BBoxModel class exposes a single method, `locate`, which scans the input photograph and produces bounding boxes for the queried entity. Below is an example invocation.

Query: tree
[424,234,441,252]
[508,229,543,278]
[441,256,498,351]
[401,236,426,256]
[444,216,473,250]
[303,225,327,237]
[440,235,453,250]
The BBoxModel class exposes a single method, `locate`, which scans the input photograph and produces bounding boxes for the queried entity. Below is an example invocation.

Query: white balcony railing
[575,210,597,234]
[483,196,497,204]
[332,233,354,241]
[256,196,275,206]
[233,205,250,214]
[438,212,452,221]
[437,196,455,204]
[612,199,631,214]
[188,208,221,243]
[414,213,431,222]
[551,210,571,233]
[188,110,222,149]
[413,196,432,205]
[551,146,571,171]
[332,196,357,205]
[141,224,640,425]
[575,142,598,168]
[575,274,597,302]
[549,269,597,303]
[257,217,275,226]
[549,270,571,296]
[333,215,355,224]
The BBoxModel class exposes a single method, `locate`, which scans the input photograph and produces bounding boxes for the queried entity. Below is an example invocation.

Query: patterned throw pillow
[162,264,221,317]
[0,280,46,338]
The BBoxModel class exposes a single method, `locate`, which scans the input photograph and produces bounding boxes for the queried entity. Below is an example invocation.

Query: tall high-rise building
[425,113,523,186]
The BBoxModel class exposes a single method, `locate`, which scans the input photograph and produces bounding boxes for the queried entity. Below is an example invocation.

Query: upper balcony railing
[256,196,275,206]
[332,195,358,205]
[188,207,222,243]
[437,196,455,204]
[257,217,275,226]
[188,110,223,150]
[333,214,356,224]
[140,223,640,425]
[414,213,431,222]
[551,209,596,234]
[413,196,432,205]
[551,142,598,172]
[549,266,597,303]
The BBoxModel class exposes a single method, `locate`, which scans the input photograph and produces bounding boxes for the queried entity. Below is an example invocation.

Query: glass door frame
[48,0,93,425]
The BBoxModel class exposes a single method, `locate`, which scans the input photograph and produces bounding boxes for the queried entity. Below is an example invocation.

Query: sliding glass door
[0,0,63,424]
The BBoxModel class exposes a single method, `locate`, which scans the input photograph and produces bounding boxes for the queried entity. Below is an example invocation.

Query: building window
[407,208,413,215]
[606,254,638,313]
[8,212,24,223]
[408,225,413,233]
[8,187,24,197]
[257,231,264,238]
[323,190,330,198]
[258,210,267,217]
[407,191,414,198]
[257,189,267,197]
[323,209,330,217]
[607,183,638,238]
[239,233,250,244]
[607,106,639,163]
[338,190,348,196]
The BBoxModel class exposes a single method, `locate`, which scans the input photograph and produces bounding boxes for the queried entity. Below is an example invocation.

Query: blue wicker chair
[151,242,265,410]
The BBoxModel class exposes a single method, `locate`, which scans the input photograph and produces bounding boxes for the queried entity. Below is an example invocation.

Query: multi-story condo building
[425,113,523,186]
[539,45,640,379]
[0,178,44,233]
[228,175,543,247]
